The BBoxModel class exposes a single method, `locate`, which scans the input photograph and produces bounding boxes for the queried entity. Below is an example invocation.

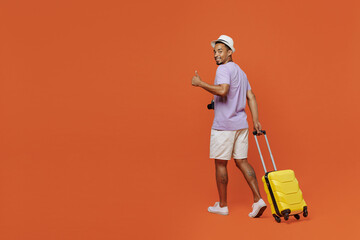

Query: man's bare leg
[234,158,261,202]
[215,159,228,207]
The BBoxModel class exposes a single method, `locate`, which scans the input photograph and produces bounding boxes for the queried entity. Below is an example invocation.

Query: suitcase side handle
[253,129,277,173]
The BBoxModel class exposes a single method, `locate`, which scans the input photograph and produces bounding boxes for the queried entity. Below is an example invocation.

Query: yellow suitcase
[253,130,308,223]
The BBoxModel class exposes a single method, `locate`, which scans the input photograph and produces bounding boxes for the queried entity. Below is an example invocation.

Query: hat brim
[211,40,235,52]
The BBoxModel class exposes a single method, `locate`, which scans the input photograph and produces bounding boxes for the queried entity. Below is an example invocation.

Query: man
[191,35,267,217]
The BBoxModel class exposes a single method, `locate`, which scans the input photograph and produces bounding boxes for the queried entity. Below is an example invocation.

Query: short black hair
[215,41,231,51]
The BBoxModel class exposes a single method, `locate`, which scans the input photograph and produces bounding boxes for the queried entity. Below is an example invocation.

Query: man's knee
[215,160,228,184]
[235,158,247,168]
[215,159,228,168]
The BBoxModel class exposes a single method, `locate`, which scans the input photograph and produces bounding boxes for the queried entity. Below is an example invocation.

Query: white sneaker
[208,202,229,215]
[249,199,267,218]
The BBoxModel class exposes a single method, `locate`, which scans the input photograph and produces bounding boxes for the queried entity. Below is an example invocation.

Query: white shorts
[210,128,249,160]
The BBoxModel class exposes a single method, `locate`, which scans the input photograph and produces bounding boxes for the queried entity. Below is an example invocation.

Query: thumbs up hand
[192,70,202,87]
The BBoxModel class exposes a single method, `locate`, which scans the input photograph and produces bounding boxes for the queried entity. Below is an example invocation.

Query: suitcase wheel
[303,206,308,217]
[294,214,300,220]
[273,214,281,223]
[281,209,291,221]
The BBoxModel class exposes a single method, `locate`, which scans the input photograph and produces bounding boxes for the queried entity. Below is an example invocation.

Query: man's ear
[227,50,233,57]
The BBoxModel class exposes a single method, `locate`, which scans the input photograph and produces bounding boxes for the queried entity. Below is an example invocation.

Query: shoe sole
[253,205,267,218]
[208,209,229,216]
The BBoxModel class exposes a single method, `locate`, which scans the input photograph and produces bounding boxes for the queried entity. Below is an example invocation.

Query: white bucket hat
[211,35,235,53]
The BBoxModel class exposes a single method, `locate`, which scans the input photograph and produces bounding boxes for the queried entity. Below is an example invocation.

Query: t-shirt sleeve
[247,81,251,91]
[215,65,230,85]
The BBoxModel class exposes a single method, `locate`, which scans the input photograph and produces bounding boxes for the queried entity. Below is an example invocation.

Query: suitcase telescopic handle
[253,130,277,173]
[253,130,266,135]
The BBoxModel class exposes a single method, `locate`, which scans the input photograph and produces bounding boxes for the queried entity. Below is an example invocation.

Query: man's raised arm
[191,71,229,97]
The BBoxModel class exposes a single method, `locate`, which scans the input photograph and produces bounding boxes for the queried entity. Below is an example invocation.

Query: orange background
[1,0,360,239]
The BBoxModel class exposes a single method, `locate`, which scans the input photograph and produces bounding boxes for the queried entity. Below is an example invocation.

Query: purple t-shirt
[212,62,251,131]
